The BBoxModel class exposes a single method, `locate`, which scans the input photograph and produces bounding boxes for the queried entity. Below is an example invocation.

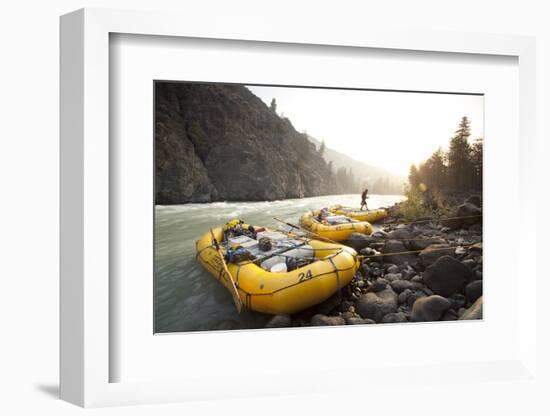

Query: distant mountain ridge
[308,136,406,194]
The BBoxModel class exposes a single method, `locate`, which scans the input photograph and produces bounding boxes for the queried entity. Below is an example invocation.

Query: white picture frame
[60,7,538,408]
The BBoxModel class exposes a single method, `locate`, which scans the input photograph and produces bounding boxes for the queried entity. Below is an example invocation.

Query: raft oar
[273,217,340,245]
[210,229,243,313]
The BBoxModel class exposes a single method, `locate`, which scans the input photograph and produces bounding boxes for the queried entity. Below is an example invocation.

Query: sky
[247,85,484,177]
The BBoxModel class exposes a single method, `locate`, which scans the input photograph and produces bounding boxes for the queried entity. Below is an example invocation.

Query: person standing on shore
[360,188,368,211]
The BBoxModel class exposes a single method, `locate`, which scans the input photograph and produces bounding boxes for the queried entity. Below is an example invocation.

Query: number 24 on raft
[298,270,313,282]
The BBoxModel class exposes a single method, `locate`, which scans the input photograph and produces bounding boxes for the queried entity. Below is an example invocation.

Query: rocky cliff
[155,82,337,204]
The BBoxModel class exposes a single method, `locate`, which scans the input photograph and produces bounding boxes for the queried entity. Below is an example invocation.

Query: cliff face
[155,82,337,204]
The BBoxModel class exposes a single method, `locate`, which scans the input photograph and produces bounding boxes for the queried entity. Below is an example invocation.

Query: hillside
[308,136,406,195]
[155,82,337,204]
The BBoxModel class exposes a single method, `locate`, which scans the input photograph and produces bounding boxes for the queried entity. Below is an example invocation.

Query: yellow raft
[196,226,358,315]
[329,204,388,223]
[299,210,373,241]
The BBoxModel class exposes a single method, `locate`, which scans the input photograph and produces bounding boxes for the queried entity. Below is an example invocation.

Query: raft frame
[60,7,537,408]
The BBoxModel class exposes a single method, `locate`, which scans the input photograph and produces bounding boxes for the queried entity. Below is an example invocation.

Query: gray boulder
[371,230,389,239]
[356,287,398,322]
[381,312,408,323]
[398,288,413,304]
[386,264,400,274]
[457,203,482,226]
[344,233,376,252]
[390,279,417,294]
[371,278,390,292]
[423,255,473,297]
[466,195,481,208]
[459,296,483,320]
[464,280,483,303]
[411,295,451,322]
[381,240,417,266]
[311,314,346,326]
[409,237,447,252]
[419,244,456,267]
[384,273,402,282]
[388,228,415,241]
[265,314,292,328]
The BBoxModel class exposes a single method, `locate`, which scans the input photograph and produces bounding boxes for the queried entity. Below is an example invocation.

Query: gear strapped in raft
[195,223,359,315]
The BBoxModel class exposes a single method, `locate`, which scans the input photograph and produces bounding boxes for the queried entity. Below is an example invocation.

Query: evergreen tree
[447,116,472,191]
[319,140,326,156]
[407,116,482,197]
[470,137,483,191]
[409,164,420,188]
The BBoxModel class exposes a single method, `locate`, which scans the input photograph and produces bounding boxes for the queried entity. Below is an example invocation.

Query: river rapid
[155,193,405,333]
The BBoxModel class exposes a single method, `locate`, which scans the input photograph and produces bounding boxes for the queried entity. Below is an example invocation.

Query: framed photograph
[60,8,537,408]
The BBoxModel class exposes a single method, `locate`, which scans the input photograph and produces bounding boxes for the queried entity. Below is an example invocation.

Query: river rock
[465,280,483,303]
[407,290,427,308]
[441,309,459,321]
[356,287,398,322]
[387,264,400,274]
[418,244,456,267]
[423,255,473,297]
[457,203,482,226]
[411,295,451,322]
[411,275,423,283]
[311,314,346,326]
[381,240,417,266]
[381,312,408,323]
[459,296,483,320]
[390,279,417,294]
[461,259,477,270]
[371,230,389,240]
[440,216,462,230]
[448,293,466,311]
[408,237,447,252]
[384,273,402,282]
[466,195,482,208]
[265,314,292,328]
[372,278,389,292]
[398,288,413,304]
[344,233,376,252]
[388,228,414,241]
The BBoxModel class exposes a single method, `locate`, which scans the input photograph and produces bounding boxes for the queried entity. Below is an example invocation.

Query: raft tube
[329,204,388,223]
[299,210,373,241]
[196,226,358,315]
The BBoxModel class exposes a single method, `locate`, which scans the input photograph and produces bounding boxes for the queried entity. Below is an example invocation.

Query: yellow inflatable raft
[196,226,358,315]
[330,205,388,223]
[299,210,373,241]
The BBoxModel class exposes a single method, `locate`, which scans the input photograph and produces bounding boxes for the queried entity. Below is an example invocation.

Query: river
[155,193,406,333]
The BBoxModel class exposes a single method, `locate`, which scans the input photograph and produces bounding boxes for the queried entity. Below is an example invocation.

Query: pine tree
[409,164,420,188]
[269,98,277,113]
[447,116,472,191]
[319,140,326,156]
[470,137,483,191]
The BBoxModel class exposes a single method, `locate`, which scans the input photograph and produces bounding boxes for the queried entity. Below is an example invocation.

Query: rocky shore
[265,195,483,328]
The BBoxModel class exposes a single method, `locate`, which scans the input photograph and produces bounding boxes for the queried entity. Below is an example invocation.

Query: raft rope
[328,256,342,297]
